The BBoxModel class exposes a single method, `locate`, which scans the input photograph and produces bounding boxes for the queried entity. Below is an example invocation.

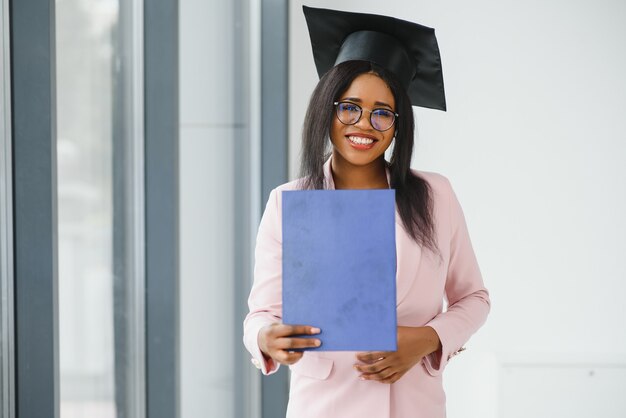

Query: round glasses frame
[333,101,399,132]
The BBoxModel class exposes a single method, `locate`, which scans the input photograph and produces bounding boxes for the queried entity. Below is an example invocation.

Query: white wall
[289,1,626,417]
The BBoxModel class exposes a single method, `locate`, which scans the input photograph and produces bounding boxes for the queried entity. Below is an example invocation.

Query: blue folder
[282,189,397,351]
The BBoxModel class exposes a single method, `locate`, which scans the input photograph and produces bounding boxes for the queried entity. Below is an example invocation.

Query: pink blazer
[243,159,490,418]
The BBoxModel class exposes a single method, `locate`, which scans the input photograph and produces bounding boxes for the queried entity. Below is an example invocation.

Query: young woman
[243,7,490,418]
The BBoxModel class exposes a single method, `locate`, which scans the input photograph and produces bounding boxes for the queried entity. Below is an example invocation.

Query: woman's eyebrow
[341,97,393,109]
[374,101,393,109]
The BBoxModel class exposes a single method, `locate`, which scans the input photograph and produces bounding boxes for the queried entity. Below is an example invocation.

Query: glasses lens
[371,109,395,131]
[336,102,361,125]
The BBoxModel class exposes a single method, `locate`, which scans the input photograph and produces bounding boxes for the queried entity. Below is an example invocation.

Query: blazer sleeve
[243,188,283,375]
[423,178,491,376]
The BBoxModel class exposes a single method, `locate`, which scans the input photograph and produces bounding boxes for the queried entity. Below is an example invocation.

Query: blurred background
[1,0,625,417]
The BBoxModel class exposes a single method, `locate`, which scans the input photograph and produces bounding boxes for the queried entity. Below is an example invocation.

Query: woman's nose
[354,111,374,130]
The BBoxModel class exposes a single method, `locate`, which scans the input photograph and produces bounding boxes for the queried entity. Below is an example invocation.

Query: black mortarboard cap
[303,6,446,111]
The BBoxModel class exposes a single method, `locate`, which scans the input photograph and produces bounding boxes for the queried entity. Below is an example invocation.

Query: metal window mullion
[113,0,146,416]
[10,0,59,417]
[261,0,289,200]
[1,0,15,417]
[113,0,146,414]
[260,1,290,417]
[144,0,179,417]
[130,0,146,416]
[242,0,263,417]
[233,0,263,417]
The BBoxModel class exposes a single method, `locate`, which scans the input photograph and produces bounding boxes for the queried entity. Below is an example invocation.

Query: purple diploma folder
[282,189,397,351]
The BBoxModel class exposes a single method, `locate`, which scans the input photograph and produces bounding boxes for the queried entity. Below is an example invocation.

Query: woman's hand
[258,323,322,366]
[354,326,441,384]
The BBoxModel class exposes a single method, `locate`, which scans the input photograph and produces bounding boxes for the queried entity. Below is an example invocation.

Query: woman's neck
[330,154,389,190]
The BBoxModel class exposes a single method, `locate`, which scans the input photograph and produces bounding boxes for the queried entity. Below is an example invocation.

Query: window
[56,0,144,416]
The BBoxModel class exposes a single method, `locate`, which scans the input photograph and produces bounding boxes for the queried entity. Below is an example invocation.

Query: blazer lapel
[394,218,422,307]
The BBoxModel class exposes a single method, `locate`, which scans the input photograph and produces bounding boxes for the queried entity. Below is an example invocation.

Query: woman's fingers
[355,351,388,364]
[268,324,321,338]
[259,323,322,365]
[266,325,322,350]
[271,337,320,365]
[274,337,320,365]
[353,356,391,374]
[379,372,400,384]
[359,365,391,378]
[357,362,400,383]
[277,336,322,350]
[276,350,304,365]
[353,354,402,382]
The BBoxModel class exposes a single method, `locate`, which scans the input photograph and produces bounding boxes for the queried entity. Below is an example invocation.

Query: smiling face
[330,72,397,169]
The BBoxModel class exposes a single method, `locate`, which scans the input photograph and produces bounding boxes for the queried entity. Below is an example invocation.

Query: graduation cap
[303,5,446,111]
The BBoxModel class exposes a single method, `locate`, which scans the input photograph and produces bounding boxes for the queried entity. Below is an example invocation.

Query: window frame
[7,0,180,416]
[1,0,15,417]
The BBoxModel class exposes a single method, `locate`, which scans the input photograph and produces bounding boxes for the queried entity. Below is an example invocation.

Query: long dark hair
[299,60,438,254]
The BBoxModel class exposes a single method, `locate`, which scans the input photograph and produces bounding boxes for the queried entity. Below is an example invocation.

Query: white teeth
[348,136,374,145]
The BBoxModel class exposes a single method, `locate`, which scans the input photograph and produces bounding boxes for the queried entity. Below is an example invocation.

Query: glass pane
[56,0,141,417]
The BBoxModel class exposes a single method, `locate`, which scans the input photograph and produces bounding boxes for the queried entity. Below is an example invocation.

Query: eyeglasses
[333,101,398,132]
